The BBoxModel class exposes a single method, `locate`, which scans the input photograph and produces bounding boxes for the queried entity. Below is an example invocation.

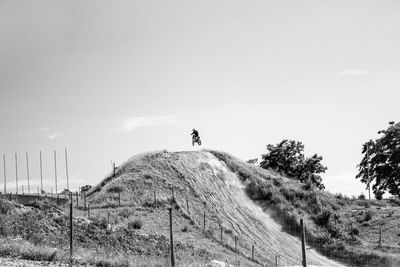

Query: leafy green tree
[260,139,327,189]
[356,121,400,198]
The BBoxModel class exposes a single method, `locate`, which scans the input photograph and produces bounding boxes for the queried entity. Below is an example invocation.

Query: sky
[1,0,399,196]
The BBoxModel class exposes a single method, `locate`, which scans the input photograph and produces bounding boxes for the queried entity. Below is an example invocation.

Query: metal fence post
[234,236,237,253]
[3,154,6,194]
[168,208,175,267]
[69,192,73,264]
[186,196,189,214]
[203,211,206,233]
[300,218,307,267]
[154,189,157,208]
[220,224,223,243]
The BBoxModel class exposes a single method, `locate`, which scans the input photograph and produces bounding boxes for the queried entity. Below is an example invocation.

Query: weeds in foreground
[0,238,58,261]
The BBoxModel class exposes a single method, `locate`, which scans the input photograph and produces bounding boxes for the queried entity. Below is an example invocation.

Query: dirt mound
[88,150,344,266]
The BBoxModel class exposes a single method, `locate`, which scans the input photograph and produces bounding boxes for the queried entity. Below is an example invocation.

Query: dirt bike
[192,136,201,146]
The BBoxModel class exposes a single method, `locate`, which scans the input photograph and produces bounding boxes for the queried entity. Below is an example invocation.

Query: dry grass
[207,150,400,266]
[0,238,58,261]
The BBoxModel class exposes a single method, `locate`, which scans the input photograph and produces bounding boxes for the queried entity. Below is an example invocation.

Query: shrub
[314,209,332,227]
[358,193,366,200]
[273,179,282,187]
[0,199,12,215]
[20,246,57,262]
[127,218,143,230]
[351,227,360,236]
[375,190,384,200]
[107,185,124,194]
[364,210,373,221]
[54,214,66,225]
[118,208,133,219]
[280,187,296,202]
[224,229,232,234]
[302,179,314,191]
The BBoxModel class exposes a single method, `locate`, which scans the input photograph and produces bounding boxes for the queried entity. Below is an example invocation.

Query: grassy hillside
[208,150,400,267]
[2,149,400,267]
[86,150,344,266]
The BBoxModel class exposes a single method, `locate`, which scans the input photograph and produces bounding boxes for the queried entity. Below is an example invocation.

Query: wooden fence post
[76,191,79,207]
[203,211,206,233]
[251,244,254,261]
[300,219,307,267]
[172,187,175,202]
[84,192,87,210]
[168,208,175,267]
[154,190,157,208]
[69,192,73,264]
[220,224,223,243]
[186,196,189,214]
[379,224,382,247]
[234,236,237,253]
[108,212,110,224]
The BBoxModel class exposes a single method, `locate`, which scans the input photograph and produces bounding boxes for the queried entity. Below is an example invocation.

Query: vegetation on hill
[2,149,400,266]
[209,150,400,267]
[357,121,400,199]
[259,139,327,189]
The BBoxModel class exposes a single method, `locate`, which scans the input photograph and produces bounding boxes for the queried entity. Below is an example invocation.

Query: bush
[358,193,366,200]
[118,208,133,219]
[127,218,143,230]
[364,210,373,221]
[375,190,384,200]
[314,209,332,227]
[351,227,360,236]
[0,199,12,214]
[54,214,66,225]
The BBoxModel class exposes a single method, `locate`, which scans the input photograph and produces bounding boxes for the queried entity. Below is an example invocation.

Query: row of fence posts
[166,207,307,266]
[65,187,310,267]
[2,149,70,196]
[29,187,309,267]
[162,188,309,267]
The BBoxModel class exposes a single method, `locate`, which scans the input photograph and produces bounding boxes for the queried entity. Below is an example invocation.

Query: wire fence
[3,185,400,267]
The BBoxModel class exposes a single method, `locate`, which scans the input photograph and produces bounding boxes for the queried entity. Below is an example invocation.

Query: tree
[356,121,400,198]
[260,139,327,189]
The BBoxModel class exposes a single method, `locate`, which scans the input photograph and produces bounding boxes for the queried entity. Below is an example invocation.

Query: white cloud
[337,69,369,76]
[120,115,180,133]
[40,126,62,140]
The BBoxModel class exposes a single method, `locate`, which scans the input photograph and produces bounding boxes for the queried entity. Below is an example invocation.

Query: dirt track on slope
[179,152,346,267]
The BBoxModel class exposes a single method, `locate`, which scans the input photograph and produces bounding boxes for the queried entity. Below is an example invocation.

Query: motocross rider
[191,129,199,141]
